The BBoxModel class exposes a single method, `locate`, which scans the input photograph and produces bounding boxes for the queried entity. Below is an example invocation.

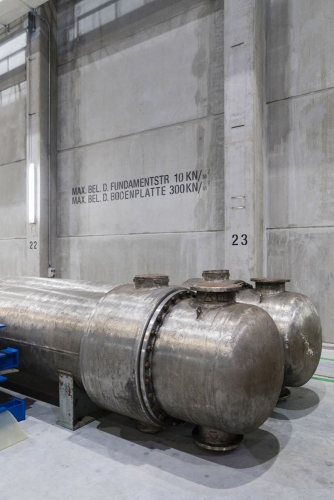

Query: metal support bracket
[57,371,105,431]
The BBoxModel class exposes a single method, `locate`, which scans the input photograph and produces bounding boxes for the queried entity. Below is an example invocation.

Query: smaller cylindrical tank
[237,278,322,395]
[182,271,322,398]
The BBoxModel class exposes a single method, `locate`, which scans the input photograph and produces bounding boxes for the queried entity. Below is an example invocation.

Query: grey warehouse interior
[0,1,333,499]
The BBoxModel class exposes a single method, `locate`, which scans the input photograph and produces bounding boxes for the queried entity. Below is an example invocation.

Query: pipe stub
[190,282,242,293]
[134,274,169,289]
[251,278,290,293]
[192,426,243,452]
[202,270,230,281]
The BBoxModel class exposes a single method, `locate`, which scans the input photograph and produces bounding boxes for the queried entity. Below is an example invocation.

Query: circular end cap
[190,281,242,293]
[202,270,230,281]
[134,274,169,289]
[250,277,290,283]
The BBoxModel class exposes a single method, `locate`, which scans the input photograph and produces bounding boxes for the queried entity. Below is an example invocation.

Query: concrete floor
[0,351,334,500]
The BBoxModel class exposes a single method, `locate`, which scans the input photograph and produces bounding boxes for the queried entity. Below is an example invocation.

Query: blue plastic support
[0,325,7,374]
[0,347,19,383]
[0,347,19,371]
[0,329,25,422]
[0,399,26,422]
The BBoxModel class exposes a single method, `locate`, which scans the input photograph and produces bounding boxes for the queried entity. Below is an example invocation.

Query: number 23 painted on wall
[232,235,248,246]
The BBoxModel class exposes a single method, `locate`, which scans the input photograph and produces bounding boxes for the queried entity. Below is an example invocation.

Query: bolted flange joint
[139,289,194,427]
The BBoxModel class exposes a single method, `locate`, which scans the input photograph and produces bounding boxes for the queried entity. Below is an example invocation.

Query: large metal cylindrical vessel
[0,275,284,451]
[182,271,322,395]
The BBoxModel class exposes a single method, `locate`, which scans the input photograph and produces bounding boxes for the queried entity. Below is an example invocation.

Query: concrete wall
[266,0,334,342]
[224,0,265,282]
[0,27,27,277]
[0,5,57,279]
[1,0,333,342]
[56,0,225,284]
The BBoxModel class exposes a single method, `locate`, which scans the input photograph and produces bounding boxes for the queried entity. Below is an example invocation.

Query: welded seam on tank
[0,337,79,357]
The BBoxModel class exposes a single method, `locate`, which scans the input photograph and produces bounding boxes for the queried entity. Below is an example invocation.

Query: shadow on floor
[66,411,291,489]
[0,372,59,407]
[0,374,299,489]
[272,385,323,420]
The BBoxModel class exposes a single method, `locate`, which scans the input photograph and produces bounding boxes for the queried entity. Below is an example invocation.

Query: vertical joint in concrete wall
[224,0,266,281]
[26,5,56,277]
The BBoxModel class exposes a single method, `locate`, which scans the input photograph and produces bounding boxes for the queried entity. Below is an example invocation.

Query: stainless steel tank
[237,277,322,399]
[183,271,322,400]
[152,281,284,450]
[0,274,284,452]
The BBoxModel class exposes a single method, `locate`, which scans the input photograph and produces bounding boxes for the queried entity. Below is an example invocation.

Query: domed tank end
[192,426,243,452]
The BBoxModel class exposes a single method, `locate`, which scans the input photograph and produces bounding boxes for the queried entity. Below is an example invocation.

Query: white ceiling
[0,0,48,27]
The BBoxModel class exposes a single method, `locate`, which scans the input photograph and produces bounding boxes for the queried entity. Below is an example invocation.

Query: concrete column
[26,13,53,277]
[224,0,266,281]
